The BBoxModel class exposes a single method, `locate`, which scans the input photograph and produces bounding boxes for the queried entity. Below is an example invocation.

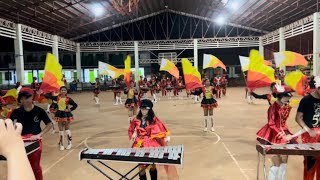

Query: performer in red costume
[10,88,53,180]
[160,76,167,97]
[201,78,218,132]
[213,72,222,98]
[166,78,174,99]
[176,76,185,99]
[256,83,297,180]
[149,75,158,102]
[128,99,178,180]
[295,76,320,180]
[221,74,228,96]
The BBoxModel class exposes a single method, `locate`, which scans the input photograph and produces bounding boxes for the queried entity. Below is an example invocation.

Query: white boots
[114,96,123,105]
[59,131,64,151]
[59,130,72,151]
[66,130,72,150]
[203,116,215,132]
[268,164,287,180]
[153,94,157,103]
[194,95,200,103]
[94,97,100,104]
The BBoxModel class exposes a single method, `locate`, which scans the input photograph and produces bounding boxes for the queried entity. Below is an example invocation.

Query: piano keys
[256,143,320,156]
[79,145,184,165]
[0,141,40,161]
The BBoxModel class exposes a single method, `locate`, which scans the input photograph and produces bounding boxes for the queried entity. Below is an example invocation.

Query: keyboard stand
[87,160,152,180]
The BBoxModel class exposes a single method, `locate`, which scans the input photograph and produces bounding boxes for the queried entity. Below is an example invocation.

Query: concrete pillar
[14,24,24,84]
[259,37,264,57]
[52,35,59,61]
[193,39,198,70]
[279,27,286,73]
[134,41,139,91]
[313,12,320,76]
[76,43,82,82]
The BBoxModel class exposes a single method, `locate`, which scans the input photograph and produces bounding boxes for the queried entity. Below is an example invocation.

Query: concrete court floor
[0,87,305,180]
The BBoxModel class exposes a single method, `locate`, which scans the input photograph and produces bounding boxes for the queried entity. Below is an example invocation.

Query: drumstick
[291,129,307,138]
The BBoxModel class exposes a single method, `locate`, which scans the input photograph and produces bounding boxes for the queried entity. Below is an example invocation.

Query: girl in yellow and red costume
[44,86,77,151]
[256,83,297,180]
[128,99,178,180]
[124,81,138,123]
[201,78,218,132]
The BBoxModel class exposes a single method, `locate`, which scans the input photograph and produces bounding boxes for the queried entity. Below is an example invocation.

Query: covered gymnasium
[0,0,320,179]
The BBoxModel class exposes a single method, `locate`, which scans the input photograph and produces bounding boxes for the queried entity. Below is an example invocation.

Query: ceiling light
[215,16,225,25]
[92,4,104,17]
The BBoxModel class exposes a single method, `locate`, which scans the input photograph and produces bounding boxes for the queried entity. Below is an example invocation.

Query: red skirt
[256,125,297,145]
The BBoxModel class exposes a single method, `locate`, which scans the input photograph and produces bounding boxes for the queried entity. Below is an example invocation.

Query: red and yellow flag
[124,55,131,88]
[247,50,275,89]
[274,51,308,67]
[203,54,227,71]
[40,53,64,94]
[159,59,179,79]
[284,71,307,96]
[181,58,202,90]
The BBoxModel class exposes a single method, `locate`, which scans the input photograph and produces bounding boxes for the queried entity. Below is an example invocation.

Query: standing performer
[295,76,320,180]
[201,78,218,132]
[166,78,174,99]
[112,79,123,105]
[128,99,177,180]
[155,81,161,101]
[177,76,185,99]
[214,72,222,99]
[10,87,53,180]
[160,76,167,97]
[221,74,228,96]
[124,81,138,123]
[172,77,178,97]
[44,86,78,151]
[91,78,100,104]
[256,84,296,180]
[149,76,158,102]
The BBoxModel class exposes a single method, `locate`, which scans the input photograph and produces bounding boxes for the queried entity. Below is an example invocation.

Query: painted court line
[43,139,85,174]
[222,142,249,180]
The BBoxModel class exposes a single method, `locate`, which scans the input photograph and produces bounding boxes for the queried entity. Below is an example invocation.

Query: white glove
[165,136,171,142]
[132,130,137,139]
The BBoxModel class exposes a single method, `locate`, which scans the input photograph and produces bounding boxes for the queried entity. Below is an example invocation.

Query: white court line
[222,142,249,180]
[43,139,85,174]
[211,132,221,144]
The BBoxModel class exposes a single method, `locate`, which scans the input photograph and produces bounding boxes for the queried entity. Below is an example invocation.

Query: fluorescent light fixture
[215,16,225,25]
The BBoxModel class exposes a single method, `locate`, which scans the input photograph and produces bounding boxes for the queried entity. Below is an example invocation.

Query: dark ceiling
[0,0,318,41]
